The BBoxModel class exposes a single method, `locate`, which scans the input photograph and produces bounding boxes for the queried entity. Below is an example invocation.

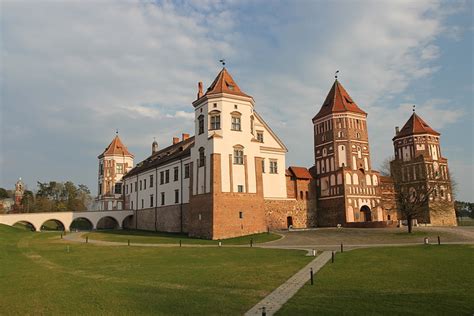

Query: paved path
[245,251,332,316]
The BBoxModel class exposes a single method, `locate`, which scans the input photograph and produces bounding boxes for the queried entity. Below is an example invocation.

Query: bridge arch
[40,219,66,231]
[122,215,134,229]
[13,221,37,231]
[96,216,120,230]
[70,217,94,231]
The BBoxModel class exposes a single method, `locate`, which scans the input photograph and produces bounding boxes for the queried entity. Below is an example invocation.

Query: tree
[21,190,34,213]
[379,156,394,177]
[390,160,435,233]
[0,188,10,199]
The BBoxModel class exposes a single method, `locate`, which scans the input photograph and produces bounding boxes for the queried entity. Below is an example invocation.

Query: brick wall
[264,198,316,230]
[133,203,190,233]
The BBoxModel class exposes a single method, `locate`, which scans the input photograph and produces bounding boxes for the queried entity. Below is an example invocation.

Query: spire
[200,68,251,99]
[393,112,440,140]
[313,79,366,121]
[99,135,134,158]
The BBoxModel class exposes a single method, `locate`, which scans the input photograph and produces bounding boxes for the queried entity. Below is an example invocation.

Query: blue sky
[1,0,472,201]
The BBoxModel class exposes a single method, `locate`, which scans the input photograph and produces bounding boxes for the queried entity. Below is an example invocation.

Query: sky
[1,0,473,201]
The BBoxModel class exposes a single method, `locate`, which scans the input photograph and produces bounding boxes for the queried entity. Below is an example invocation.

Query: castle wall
[264,198,316,230]
[133,204,189,233]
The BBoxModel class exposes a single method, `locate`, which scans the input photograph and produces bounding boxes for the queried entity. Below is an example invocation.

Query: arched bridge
[0,210,134,232]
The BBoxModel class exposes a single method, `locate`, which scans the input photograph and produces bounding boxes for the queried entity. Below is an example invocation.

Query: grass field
[278,245,474,315]
[458,217,474,226]
[84,229,281,245]
[0,224,310,315]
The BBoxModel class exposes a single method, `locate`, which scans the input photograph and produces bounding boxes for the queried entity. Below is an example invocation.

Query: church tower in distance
[391,111,457,226]
[312,78,383,226]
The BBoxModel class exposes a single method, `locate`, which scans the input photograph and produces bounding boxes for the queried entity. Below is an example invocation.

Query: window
[144,179,147,190]
[198,115,204,134]
[161,192,165,205]
[134,182,137,191]
[234,148,244,164]
[175,189,179,203]
[114,183,122,194]
[184,164,190,178]
[165,169,170,183]
[237,185,244,192]
[139,180,142,191]
[338,131,344,138]
[150,195,154,207]
[150,175,154,188]
[131,201,133,210]
[270,160,278,174]
[98,183,102,195]
[261,159,265,173]
[199,147,205,167]
[210,114,221,130]
[231,115,241,131]
[116,164,123,174]
[160,171,164,184]
[356,132,361,139]
[125,184,128,194]
[174,167,179,181]
[141,199,144,208]
[239,211,243,219]
[257,131,264,143]
[300,191,304,199]
[99,162,104,175]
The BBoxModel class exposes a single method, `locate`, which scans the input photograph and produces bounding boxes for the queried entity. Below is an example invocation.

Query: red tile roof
[313,80,366,121]
[98,135,134,158]
[288,166,312,179]
[203,68,251,99]
[393,112,440,140]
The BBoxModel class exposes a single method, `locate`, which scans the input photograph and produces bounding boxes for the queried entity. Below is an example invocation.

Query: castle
[96,68,456,239]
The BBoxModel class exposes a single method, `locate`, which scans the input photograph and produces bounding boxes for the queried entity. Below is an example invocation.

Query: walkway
[245,251,332,316]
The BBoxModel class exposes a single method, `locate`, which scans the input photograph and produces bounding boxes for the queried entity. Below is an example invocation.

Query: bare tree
[390,160,435,233]
[379,156,394,177]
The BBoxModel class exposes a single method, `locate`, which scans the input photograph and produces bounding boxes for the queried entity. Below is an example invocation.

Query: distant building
[96,135,134,211]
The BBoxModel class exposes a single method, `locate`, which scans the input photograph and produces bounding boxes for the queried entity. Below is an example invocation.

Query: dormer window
[257,131,264,143]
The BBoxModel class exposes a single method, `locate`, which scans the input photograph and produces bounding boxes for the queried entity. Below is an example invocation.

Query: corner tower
[312,79,383,226]
[391,111,457,226]
[188,68,288,239]
[97,134,134,211]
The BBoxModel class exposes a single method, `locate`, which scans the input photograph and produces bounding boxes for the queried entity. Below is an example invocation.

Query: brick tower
[312,78,383,226]
[391,111,457,226]
[97,134,134,211]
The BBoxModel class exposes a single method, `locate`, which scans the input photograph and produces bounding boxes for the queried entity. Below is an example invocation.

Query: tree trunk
[407,215,412,233]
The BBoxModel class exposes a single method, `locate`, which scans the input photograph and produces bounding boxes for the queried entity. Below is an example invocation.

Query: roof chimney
[395,126,400,135]
[172,137,180,145]
[152,138,158,154]
[197,81,203,99]
[182,133,190,141]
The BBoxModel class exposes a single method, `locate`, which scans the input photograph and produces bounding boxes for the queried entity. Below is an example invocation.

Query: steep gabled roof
[204,67,251,98]
[98,135,134,158]
[393,112,440,140]
[313,80,366,121]
[288,166,312,179]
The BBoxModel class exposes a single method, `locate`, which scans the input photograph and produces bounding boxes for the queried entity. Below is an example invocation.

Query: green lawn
[278,245,474,315]
[0,224,310,315]
[84,229,281,245]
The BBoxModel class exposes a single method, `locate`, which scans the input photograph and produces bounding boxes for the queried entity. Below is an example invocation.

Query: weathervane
[219,59,226,66]
[335,70,339,80]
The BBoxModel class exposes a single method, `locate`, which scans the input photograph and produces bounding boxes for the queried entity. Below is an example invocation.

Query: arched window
[198,147,205,167]
[322,148,327,157]
[233,145,244,165]
[209,110,221,130]
[231,111,241,131]
[198,115,204,135]
[338,131,344,138]
[372,175,378,185]
[345,173,352,185]
[352,173,359,185]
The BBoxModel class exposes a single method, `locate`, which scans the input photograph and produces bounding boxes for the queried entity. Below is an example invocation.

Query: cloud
[1,0,470,200]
